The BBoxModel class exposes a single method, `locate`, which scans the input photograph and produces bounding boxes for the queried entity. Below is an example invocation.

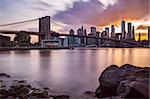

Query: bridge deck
[0,30,137,45]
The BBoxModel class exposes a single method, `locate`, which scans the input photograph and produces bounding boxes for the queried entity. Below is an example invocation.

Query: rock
[95,65,124,97]
[29,90,49,98]
[43,87,50,90]
[84,91,95,96]
[1,85,6,88]
[95,64,150,98]
[18,80,26,83]
[0,80,4,82]
[53,95,70,99]
[10,84,30,98]
[0,73,11,78]
[117,77,149,98]
[0,89,10,98]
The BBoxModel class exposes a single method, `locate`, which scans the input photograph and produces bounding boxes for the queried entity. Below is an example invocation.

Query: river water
[0,48,150,94]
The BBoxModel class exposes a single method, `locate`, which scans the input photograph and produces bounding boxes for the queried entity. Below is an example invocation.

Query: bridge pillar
[39,16,51,42]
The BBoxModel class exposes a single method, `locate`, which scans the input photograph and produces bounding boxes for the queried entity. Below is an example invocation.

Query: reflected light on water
[0,48,149,94]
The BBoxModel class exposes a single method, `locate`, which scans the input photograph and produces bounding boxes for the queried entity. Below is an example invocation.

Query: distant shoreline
[0,47,71,51]
[0,46,149,51]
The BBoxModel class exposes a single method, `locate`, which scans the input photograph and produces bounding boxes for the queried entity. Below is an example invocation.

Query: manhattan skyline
[0,0,149,41]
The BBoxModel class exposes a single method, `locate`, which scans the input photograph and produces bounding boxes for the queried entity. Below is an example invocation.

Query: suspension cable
[0,18,39,27]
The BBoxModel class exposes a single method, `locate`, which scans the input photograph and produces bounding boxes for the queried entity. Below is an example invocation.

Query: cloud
[53,0,149,26]
[30,1,52,11]
[136,25,149,30]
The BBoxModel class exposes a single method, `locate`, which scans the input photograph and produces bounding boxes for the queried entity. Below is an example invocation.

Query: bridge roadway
[0,30,137,45]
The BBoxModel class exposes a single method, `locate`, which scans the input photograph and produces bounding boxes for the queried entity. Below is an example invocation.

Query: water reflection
[0,48,149,94]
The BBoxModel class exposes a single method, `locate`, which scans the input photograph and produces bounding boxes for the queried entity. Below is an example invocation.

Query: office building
[148,26,150,47]
[138,33,141,42]
[87,33,96,46]
[0,35,10,47]
[91,27,96,34]
[77,26,86,46]
[127,23,132,39]
[105,27,109,38]
[69,29,75,46]
[101,31,107,38]
[132,26,135,41]
[121,20,126,39]
[111,25,115,38]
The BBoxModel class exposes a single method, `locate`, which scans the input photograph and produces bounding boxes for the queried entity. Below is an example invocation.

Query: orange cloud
[136,25,149,30]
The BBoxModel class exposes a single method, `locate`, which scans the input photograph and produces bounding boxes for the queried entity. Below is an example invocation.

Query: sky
[0,0,149,42]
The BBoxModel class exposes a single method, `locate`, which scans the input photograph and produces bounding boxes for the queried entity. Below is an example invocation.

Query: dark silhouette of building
[121,20,126,39]
[69,29,75,46]
[111,25,115,38]
[138,33,141,42]
[105,27,109,38]
[86,27,99,46]
[39,16,51,42]
[91,27,96,34]
[127,23,132,39]
[127,23,135,41]
[77,26,86,46]
[101,31,107,38]
[0,35,10,47]
[148,26,150,47]
[132,26,135,41]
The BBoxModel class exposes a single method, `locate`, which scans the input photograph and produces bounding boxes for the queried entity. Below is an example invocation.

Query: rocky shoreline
[0,64,149,99]
[96,64,150,99]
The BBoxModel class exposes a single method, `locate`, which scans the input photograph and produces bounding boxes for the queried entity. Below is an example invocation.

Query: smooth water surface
[0,48,150,94]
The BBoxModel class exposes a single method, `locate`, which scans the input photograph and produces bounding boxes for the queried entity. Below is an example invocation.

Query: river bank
[0,47,71,51]
[0,64,149,99]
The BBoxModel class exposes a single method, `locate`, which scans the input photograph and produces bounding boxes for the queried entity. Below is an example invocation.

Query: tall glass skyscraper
[121,20,126,39]
[148,26,150,47]
[127,23,132,39]
[111,25,115,38]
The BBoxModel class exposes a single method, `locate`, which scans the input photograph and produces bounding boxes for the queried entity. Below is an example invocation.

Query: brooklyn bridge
[0,16,141,47]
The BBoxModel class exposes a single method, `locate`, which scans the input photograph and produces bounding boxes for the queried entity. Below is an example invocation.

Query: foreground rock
[0,73,11,78]
[0,79,69,99]
[95,64,150,99]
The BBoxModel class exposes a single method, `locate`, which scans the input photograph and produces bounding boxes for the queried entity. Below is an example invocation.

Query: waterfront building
[121,20,126,39]
[101,31,107,38]
[77,26,86,46]
[111,25,115,38]
[132,26,135,41]
[41,32,61,48]
[86,33,96,46]
[127,23,132,39]
[115,33,122,40]
[105,27,109,38]
[91,27,96,34]
[148,26,150,47]
[0,35,10,47]
[138,33,141,42]
[68,29,75,46]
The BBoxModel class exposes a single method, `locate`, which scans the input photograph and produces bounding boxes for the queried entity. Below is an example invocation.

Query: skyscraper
[69,29,75,46]
[127,23,132,39]
[148,26,150,47]
[132,26,135,41]
[138,33,141,42]
[77,26,86,46]
[91,27,96,34]
[105,27,109,38]
[121,20,126,39]
[111,25,115,38]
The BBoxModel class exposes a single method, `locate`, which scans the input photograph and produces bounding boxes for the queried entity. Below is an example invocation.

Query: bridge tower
[39,16,51,42]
